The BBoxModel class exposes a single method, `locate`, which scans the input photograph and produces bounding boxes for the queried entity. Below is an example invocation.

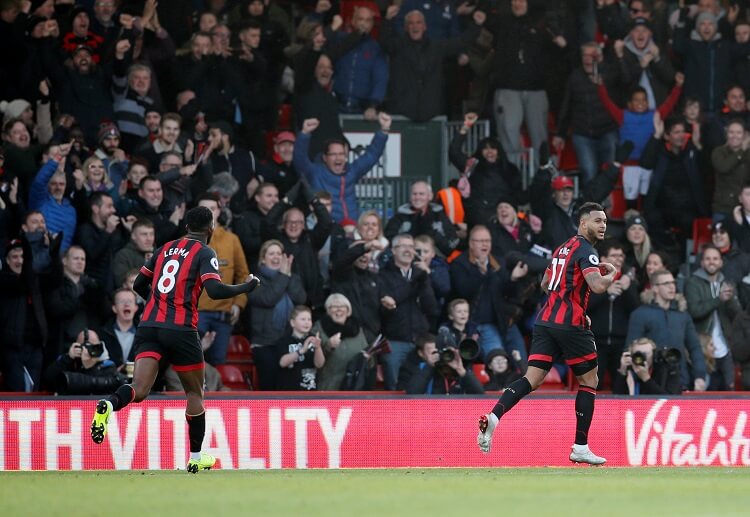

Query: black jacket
[378,261,439,342]
[587,273,640,346]
[75,221,128,292]
[330,243,383,342]
[384,203,459,257]
[612,361,682,395]
[397,349,484,394]
[556,66,619,139]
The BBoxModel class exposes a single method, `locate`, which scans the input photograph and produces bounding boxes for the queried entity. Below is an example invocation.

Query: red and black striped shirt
[138,238,221,331]
[537,235,600,329]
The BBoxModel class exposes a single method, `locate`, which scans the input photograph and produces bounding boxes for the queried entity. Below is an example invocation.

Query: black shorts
[133,326,204,371]
[528,325,597,376]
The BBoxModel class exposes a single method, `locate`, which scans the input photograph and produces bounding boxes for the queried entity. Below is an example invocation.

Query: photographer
[612,338,682,395]
[43,329,126,395]
[397,333,484,395]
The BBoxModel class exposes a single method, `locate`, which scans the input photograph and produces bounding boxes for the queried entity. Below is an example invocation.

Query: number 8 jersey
[138,238,222,330]
[537,234,600,329]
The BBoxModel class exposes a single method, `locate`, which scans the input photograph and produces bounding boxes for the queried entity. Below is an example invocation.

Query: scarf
[260,265,295,332]
[320,314,360,339]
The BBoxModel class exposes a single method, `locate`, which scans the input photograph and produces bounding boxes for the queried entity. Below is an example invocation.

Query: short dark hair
[185,206,213,233]
[664,116,686,134]
[577,202,605,222]
[324,138,349,154]
[700,244,722,261]
[415,333,436,352]
[629,86,647,101]
[139,175,161,189]
[598,239,624,258]
[132,218,154,231]
[89,191,113,208]
[197,192,221,205]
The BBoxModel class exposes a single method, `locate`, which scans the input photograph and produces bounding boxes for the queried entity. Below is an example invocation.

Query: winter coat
[384,203,459,257]
[378,261,439,342]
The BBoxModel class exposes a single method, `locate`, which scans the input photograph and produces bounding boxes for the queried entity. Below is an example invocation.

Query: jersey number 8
[157,259,181,294]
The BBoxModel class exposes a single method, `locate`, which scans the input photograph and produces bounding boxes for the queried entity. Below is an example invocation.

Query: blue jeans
[198,311,233,366]
[478,323,528,369]
[571,131,618,184]
[381,340,414,391]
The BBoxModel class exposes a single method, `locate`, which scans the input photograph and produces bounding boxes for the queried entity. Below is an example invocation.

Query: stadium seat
[536,367,565,391]
[277,103,293,130]
[227,335,252,363]
[472,364,490,385]
[215,364,250,391]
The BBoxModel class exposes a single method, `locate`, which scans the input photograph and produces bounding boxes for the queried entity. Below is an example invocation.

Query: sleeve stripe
[582,266,600,276]
[140,266,154,278]
[201,273,221,283]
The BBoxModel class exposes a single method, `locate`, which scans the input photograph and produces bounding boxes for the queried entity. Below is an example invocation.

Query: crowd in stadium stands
[4,0,750,395]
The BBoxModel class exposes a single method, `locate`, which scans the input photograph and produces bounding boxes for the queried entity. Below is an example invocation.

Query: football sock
[186,411,206,454]
[574,385,596,446]
[108,384,135,411]
[491,377,532,420]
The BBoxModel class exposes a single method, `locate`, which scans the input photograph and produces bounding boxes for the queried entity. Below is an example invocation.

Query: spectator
[684,245,741,390]
[294,114,390,223]
[712,220,750,309]
[449,112,526,227]
[487,199,549,275]
[134,112,189,172]
[257,131,299,199]
[449,225,529,360]
[437,298,481,365]
[612,17,677,109]
[97,288,139,369]
[734,20,750,95]
[397,333,484,394]
[612,337,682,395]
[128,175,183,247]
[729,303,750,390]
[45,245,107,357]
[414,234,451,310]
[704,85,750,152]
[729,182,750,253]
[597,74,682,207]
[112,218,154,287]
[93,121,129,187]
[43,328,125,395]
[553,42,619,185]
[483,348,522,391]
[232,181,279,269]
[642,116,710,247]
[312,293,370,390]
[381,5,484,122]
[276,305,325,391]
[18,210,52,273]
[485,0,565,167]
[207,120,258,200]
[2,118,44,200]
[379,233,440,390]
[28,142,76,252]
[247,240,307,390]
[0,235,61,391]
[638,250,672,293]
[265,192,333,311]
[196,194,249,366]
[626,268,708,391]
[588,239,640,388]
[332,6,388,117]
[385,180,460,257]
[74,191,129,291]
[61,6,105,62]
[622,213,653,278]
[330,240,384,343]
[711,120,750,219]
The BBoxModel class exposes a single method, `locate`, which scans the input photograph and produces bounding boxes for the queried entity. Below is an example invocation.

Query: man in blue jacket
[625,268,708,391]
[294,113,390,222]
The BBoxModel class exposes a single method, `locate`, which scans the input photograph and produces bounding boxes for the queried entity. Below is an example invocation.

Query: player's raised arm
[204,274,260,300]
[584,261,617,294]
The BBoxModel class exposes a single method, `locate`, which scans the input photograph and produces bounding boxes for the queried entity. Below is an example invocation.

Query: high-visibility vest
[436,186,464,225]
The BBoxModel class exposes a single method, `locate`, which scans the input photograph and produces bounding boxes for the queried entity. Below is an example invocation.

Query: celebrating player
[90,206,260,473]
[477,202,616,465]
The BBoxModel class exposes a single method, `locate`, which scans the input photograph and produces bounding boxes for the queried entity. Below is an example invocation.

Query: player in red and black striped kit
[90,206,260,473]
[477,202,617,465]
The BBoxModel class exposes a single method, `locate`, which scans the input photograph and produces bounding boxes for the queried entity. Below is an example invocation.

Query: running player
[477,202,617,465]
[90,206,260,473]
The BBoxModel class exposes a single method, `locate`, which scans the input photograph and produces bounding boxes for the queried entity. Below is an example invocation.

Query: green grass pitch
[2,468,749,517]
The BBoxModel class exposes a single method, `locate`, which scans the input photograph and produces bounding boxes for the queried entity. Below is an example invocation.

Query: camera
[631,350,647,367]
[83,342,105,358]
[631,348,681,368]
[436,327,481,365]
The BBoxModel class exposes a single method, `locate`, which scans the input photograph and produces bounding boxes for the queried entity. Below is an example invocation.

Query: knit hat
[695,12,718,29]
[26,14,47,34]
[551,175,574,191]
[0,99,31,126]
[495,197,518,212]
[630,16,653,32]
[72,44,94,57]
[69,5,88,24]
[274,131,296,144]
[5,239,23,256]
[340,218,357,228]
[30,0,50,14]
[625,214,648,233]
[97,121,120,142]
[712,221,728,234]
[485,349,510,371]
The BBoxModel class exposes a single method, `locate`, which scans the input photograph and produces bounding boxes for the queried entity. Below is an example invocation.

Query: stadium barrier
[1,395,749,470]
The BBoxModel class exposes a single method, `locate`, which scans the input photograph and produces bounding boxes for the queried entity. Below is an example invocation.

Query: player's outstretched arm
[584,262,617,294]
[204,274,260,300]
[133,272,151,300]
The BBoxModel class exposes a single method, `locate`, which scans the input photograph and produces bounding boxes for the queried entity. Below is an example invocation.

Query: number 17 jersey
[537,234,600,329]
[139,238,221,331]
